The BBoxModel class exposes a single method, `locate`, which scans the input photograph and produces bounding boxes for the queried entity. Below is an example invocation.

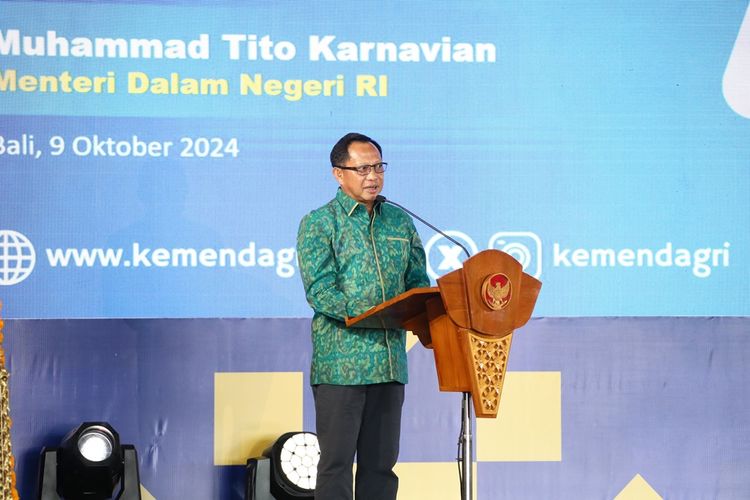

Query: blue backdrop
[2,1,749,499]
[6,317,750,499]
[1,0,748,318]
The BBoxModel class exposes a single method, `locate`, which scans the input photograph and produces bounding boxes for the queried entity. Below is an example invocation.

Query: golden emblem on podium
[481,273,512,310]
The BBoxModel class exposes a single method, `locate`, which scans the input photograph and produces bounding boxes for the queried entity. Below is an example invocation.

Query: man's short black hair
[330,132,382,167]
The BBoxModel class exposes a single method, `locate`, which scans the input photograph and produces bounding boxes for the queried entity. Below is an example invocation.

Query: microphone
[376,195,471,259]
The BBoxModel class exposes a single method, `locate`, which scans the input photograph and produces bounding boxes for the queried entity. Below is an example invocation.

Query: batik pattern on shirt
[297,188,430,385]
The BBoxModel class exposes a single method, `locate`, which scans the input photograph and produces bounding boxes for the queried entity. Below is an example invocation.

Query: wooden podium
[346,249,542,418]
[347,249,541,499]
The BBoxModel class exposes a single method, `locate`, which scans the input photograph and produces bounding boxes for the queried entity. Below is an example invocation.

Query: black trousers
[312,382,405,500]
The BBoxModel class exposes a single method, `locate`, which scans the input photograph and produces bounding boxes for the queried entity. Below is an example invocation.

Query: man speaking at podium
[297,132,429,499]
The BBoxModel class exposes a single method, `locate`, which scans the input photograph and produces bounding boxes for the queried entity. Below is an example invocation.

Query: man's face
[333,141,384,210]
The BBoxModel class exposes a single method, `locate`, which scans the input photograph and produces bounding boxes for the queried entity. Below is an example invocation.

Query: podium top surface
[345,287,439,329]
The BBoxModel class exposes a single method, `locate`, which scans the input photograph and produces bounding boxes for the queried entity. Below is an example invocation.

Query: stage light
[246,432,320,500]
[77,425,115,462]
[37,421,142,500]
[268,432,320,494]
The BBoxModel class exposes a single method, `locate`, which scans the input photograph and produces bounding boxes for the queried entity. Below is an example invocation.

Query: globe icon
[0,230,36,286]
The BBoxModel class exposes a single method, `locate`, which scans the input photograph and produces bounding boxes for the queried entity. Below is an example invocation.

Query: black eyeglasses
[334,162,388,176]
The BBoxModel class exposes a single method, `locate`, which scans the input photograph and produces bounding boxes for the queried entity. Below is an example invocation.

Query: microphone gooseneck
[377,195,471,259]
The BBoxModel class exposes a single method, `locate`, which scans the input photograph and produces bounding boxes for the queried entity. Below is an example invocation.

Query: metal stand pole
[460,392,473,500]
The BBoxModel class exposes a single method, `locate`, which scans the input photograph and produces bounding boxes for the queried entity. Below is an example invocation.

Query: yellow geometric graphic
[476,371,561,462]
[394,462,476,500]
[405,331,420,352]
[214,372,303,465]
[614,474,663,500]
[140,484,156,500]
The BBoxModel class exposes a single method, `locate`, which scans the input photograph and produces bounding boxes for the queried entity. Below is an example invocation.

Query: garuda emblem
[481,273,512,311]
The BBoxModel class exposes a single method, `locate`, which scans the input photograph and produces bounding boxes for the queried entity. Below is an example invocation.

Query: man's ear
[332,167,344,186]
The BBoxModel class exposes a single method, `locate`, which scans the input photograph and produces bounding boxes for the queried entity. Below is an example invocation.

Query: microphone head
[375,195,387,203]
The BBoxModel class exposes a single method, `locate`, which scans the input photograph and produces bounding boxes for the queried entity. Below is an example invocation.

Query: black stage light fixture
[246,432,320,500]
[38,421,141,500]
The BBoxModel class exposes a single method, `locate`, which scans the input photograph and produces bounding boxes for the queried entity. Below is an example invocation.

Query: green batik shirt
[297,188,430,385]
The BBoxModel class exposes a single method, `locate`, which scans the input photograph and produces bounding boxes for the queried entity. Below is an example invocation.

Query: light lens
[277,432,320,491]
[77,428,114,462]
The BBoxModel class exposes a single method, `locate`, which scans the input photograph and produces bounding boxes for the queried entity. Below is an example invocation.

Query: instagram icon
[488,232,543,278]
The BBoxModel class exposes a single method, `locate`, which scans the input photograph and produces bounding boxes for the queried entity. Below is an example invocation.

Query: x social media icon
[424,231,478,280]
[437,245,464,271]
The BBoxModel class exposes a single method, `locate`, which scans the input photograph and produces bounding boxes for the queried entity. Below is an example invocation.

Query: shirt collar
[335,188,383,217]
